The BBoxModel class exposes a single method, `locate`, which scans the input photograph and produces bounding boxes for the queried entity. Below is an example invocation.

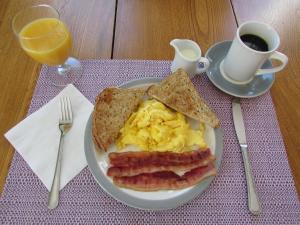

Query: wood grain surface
[232,0,300,197]
[0,0,115,193]
[113,0,237,59]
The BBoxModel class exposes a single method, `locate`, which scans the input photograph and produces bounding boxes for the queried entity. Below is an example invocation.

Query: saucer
[205,41,275,98]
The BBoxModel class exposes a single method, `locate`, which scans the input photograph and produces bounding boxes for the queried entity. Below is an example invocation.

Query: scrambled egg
[116,99,207,152]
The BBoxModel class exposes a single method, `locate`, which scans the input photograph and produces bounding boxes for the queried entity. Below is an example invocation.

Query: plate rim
[84,77,224,210]
[205,40,275,98]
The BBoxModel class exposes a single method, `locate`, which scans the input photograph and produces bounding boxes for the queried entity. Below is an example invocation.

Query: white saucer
[205,41,275,98]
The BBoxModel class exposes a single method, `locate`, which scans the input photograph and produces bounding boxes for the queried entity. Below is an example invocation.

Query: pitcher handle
[196,57,210,74]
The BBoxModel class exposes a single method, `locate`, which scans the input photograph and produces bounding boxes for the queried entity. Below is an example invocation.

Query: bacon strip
[109,148,212,167]
[113,163,217,191]
[107,155,215,177]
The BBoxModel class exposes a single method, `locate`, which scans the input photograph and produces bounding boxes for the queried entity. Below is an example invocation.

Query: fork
[48,97,73,209]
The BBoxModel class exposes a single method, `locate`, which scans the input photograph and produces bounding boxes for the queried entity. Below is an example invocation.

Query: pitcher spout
[170,39,181,52]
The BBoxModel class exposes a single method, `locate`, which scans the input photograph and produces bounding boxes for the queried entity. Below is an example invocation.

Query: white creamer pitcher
[170,39,210,78]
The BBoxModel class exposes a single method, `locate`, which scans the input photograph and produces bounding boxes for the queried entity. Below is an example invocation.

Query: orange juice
[19,18,71,66]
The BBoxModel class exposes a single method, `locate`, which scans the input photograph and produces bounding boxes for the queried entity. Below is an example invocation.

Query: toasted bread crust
[92,87,146,151]
[147,69,220,128]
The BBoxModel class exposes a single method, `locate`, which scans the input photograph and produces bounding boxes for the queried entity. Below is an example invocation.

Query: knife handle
[240,144,262,215]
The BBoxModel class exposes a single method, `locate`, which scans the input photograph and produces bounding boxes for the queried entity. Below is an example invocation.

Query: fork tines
[60,97,72,123]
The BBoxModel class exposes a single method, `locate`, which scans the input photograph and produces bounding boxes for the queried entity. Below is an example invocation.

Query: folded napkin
[5,84,94,191]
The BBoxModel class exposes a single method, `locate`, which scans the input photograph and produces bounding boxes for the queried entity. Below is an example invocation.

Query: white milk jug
[170,39,210,78]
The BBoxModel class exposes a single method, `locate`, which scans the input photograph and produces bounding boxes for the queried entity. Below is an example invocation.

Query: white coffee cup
[220,21,288,84]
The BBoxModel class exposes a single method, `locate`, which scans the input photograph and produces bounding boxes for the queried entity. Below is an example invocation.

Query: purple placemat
[1,59,299,224]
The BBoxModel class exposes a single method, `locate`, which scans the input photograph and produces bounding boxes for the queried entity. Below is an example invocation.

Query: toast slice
[147,69,220,127]
[92,87,146,151]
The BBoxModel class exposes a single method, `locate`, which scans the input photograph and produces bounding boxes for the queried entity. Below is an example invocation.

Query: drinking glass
[12,4,82,86]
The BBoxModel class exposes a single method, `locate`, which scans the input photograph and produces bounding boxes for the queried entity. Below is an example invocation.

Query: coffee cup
[220,21,288,84]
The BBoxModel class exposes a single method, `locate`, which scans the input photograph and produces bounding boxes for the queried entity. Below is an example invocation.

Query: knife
[232,98,262,215]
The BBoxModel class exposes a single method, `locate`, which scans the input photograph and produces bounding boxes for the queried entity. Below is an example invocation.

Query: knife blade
[232,98,262,215]
[232,99,247,144]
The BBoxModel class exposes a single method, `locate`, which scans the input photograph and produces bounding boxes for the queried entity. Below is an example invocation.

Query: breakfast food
[107,148,216,191]
[92,87,146,151]
[107,160,214,177]
[113,163,217,191]
[147,68,220,128]
[109,148,213,167]
[107,149,215,177]
[91,69,220,191]
[116,99,207,152]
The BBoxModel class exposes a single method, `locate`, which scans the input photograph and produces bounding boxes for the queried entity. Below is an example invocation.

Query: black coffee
[240,34,269,52]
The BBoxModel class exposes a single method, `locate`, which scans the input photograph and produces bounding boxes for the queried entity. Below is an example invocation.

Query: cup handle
[255,51,288,75]
[196,57,210,74]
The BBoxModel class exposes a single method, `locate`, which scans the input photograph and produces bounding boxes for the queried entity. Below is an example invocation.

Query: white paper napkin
[5,84,94,191]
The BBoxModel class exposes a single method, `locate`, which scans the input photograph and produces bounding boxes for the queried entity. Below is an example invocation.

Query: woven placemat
[1,60,299,225]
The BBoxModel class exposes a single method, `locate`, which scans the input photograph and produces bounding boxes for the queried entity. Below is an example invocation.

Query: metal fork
[48,97,73,209]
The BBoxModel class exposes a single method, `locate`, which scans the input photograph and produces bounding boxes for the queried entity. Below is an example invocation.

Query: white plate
[84,77,223,210]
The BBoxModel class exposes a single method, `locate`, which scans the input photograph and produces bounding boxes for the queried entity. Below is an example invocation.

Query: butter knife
[232,98,262,215]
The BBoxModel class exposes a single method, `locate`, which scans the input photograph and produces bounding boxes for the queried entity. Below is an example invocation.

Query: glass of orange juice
[12,4,82,86]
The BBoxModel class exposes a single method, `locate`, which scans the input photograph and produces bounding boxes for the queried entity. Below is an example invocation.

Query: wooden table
[1,0,299,197]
